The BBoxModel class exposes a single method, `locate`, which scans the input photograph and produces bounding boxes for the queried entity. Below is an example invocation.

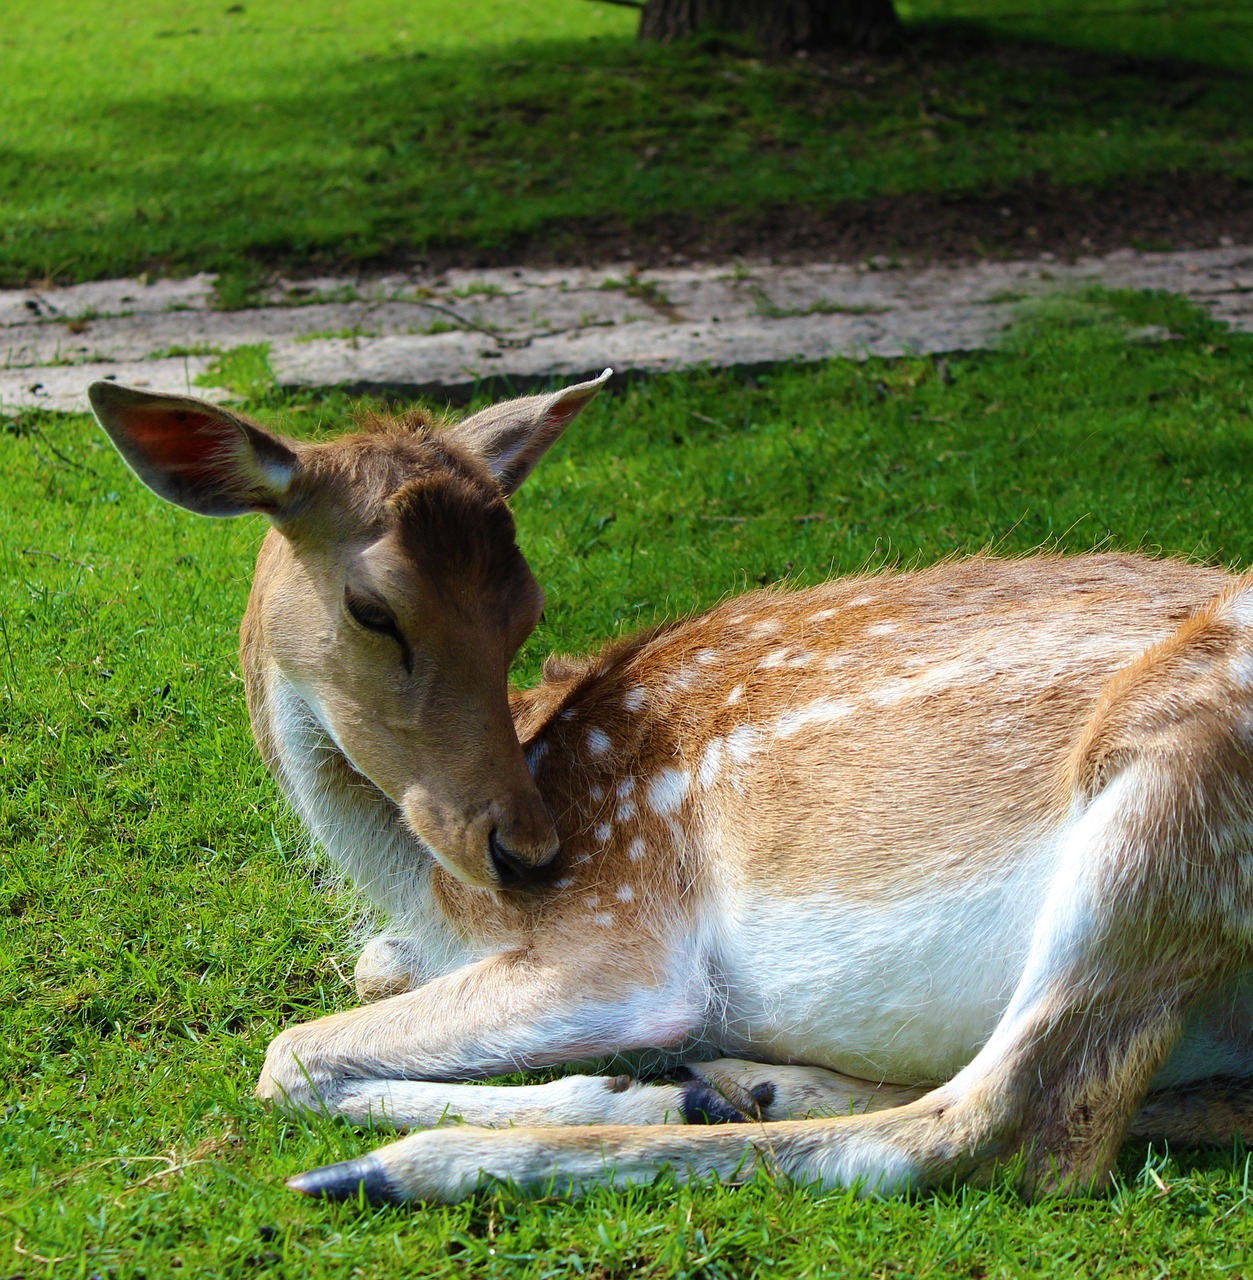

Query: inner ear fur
[89,382,301,519]
[450,368,612,495]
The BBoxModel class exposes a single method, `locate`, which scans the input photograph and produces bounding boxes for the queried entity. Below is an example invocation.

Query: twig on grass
[416,298,617,349]
[49,1152,184,1191]
[325,953,354,989]
[12,1230,72,1266]
[20,548,95,570]
[0,612,19,696]
[690,410,729,430]
[24,424,100,476]
[119,1155,213,1193]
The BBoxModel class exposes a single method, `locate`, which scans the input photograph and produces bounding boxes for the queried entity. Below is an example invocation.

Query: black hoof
[286,1154,402,1204]
[679,1079,750,1125]
[750,1081,776,1109]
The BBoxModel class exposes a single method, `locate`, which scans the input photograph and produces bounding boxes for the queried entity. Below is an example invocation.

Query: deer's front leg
[257,948,707,1128]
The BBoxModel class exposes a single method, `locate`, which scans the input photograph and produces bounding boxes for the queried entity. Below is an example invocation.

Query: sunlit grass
[5,292,1253,1275]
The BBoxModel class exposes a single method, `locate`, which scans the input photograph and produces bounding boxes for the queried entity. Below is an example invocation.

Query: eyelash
[344,592,413,674]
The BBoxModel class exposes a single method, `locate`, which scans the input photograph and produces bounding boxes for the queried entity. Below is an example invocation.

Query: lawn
[1,0,1249,286]
[5,0,1253,1269]
[5,290,1253,1276]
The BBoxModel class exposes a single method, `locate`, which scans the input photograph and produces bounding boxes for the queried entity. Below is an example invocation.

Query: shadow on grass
[2,9,1251,285]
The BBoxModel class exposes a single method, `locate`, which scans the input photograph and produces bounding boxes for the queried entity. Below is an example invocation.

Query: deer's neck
[256,674,478,975]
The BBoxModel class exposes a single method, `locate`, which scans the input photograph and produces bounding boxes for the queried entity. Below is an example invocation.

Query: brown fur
[89,375,1253,1205]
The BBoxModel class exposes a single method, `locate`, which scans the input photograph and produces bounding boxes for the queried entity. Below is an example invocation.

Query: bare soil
[414,171,1253,274]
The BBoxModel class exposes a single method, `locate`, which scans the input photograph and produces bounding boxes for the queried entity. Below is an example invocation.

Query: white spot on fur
[725,725,761,764]
[807,608,837,623]
[555,876,575,889]
[587,727,611,757]
[868,622,898,637]
[749,619,780,638]
[870,681,910,708]
[758,649,789,670]
[586,895,600,908]
[627,836,646,861]
[592,912,614,927]
[616,777,635,799]
[1226,589,1253,629]
[698,737,724,789]
[726,685,744,706]
[617,799,637,822]
[787,651,816,668]
[775,699,854,738]
[647,769,691,815]
[667,669,696,692]
[623,688,646,713]
[694,649,718,665]
[823,655,852,672]
[871,659,970,707]
[616,884,634,903]
[1234,653,1253,691]
[595,823,612,844]
[849,594,876,608]
[589,784,605,802]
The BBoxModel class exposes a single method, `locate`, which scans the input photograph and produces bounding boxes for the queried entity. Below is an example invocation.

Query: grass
[5,291,1253,1276]
[1,0,1249,286]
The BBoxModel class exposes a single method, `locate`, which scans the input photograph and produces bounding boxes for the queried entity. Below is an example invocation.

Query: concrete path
[2,246,1251,413]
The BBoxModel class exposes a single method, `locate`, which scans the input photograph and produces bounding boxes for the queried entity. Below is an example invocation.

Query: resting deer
[90,372,1253,1205]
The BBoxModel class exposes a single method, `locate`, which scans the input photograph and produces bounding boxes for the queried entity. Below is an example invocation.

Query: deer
[89,371,1253,1206]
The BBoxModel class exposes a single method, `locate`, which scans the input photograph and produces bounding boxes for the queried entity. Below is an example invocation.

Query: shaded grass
[1,0,1250,286]
[5,292,1253,1275]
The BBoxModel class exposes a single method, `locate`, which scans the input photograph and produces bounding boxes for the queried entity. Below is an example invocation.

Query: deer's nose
[488,827,554,890]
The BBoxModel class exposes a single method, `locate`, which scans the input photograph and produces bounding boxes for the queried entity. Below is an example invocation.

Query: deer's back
[506,553,1230,914]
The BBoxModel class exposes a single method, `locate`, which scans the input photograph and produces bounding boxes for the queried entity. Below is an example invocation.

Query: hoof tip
[680,1079,750,1125]
[286,1154,402,1204]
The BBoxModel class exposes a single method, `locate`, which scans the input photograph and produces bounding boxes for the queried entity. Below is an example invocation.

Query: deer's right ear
[450,368,612,496]
[88,382,302,519]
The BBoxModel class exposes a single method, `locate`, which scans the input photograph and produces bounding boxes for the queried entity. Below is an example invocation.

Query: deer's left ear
[450,368,612,495]
[89,382,302,519]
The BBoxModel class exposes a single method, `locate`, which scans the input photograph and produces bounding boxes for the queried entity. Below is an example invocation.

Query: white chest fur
[266,676,475,981]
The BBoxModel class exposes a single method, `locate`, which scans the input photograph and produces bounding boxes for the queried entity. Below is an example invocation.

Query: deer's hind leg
[288,583,1253,1202]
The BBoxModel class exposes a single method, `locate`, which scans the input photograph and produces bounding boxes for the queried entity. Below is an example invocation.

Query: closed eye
[344,590,413,673]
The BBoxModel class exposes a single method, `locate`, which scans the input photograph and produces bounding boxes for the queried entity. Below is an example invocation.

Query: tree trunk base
[638,0,901,54]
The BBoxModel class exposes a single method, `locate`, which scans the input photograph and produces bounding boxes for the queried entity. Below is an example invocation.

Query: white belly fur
[709,855,1053,1084]
[709,856,1253,1088]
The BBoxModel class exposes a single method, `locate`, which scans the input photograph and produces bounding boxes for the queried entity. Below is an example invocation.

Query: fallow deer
[90,373,1253,1205]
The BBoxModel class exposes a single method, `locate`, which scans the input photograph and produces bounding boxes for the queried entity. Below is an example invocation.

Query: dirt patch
[411,171,1253,275]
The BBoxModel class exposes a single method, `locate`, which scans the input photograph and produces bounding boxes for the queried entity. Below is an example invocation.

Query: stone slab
[2,248,1250,413]
[0,357,229,415]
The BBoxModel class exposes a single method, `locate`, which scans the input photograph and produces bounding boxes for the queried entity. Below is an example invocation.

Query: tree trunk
[638,0,901,54]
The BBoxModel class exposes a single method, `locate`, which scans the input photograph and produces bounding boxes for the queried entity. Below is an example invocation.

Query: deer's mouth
[488,826,557,890]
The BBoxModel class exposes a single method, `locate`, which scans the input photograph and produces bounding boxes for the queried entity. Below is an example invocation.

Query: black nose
[489,828,547,889]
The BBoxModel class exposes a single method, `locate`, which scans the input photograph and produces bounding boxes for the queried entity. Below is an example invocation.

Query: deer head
[89,371,611,891]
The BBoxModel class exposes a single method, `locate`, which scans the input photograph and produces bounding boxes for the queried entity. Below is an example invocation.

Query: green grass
[5,292,1253,1276]
[1,0,1249,286]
